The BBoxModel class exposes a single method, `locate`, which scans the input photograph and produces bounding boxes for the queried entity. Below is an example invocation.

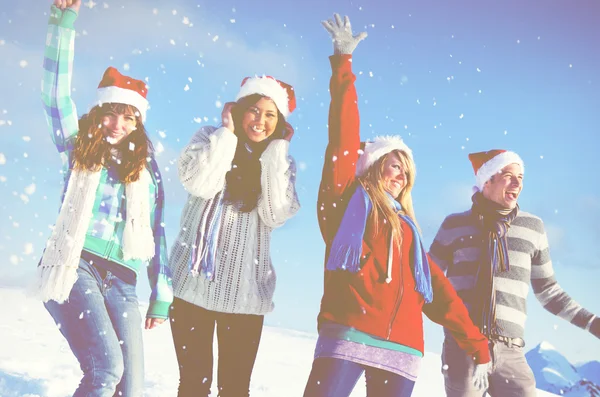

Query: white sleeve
[257,139,300,228]
[178,126,238,199]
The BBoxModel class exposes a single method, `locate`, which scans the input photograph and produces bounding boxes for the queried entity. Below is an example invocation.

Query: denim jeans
[45,258,144,397]
[169,297,264,397]
[303,357,416,397]
[442,336,537,397]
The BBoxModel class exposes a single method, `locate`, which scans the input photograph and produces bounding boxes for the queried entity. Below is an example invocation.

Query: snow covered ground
[0,288,559,397]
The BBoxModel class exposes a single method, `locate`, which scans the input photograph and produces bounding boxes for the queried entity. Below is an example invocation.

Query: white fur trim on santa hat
[356,135,413,177]
[96,86,149,122]
[235,76,290,119]
[474,151,524,191]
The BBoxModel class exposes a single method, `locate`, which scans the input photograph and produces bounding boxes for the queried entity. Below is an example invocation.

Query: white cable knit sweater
[169,126,300,315]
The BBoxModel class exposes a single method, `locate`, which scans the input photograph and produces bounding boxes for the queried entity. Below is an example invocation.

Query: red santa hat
[356,135,413,177]
[235,75,296,119]
[469,149,524,192]
[95,67,149,122]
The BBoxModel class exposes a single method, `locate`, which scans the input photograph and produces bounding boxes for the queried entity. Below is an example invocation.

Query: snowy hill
[526,341,582,393]
[526,342,600,397]
[0,288,559,397]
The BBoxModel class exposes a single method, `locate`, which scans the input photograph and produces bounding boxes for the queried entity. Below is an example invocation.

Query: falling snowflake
[123,63,130,71]
[84,0,97,9]
[212,35,219,42]
[23,243,33,255]
[24,183,36,195]
[155,142,165,154]
[0,153,6,165]
[215,100,222,108]
[19,60,28,68]
[184,84,190,91]
[9,255,19,265]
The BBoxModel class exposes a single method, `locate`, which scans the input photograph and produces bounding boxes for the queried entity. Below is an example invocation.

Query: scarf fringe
[190,188,225,281]
[32,167,155,303]
[326,244,362,273]
[30,264,79,303]
[31,169,101,302]
[123,169,155,261]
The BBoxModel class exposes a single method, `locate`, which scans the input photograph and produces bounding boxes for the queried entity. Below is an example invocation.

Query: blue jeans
[303,357,416,397]
[45,258,144,397]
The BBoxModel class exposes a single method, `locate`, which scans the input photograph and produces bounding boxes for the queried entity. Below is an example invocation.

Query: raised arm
[317,14,367,243]
[41,1,81,154]
[531,219,600,339]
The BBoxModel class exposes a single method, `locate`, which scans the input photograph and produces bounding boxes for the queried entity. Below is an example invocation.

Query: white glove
[472,362,491,390]
[321,13,367,55]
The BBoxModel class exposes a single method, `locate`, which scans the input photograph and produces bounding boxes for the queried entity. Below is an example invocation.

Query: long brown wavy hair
[224,94,286,212]
[358,149,418,246]
[72,103,153,183]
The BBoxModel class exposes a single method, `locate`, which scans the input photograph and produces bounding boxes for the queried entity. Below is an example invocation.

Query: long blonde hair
[358,149,418,245]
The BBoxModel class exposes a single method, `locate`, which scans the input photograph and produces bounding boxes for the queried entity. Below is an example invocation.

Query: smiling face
[240,97,280,143]
[381,151,409,198]
[482,163,524,209]
[101,105,138,145]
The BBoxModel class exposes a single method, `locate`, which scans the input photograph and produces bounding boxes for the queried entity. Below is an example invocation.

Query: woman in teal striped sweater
[35,1,173,396]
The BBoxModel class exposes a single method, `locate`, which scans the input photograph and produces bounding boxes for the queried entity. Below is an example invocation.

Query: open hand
[472,362,491,390]
[145,317,166,330]
[54,0,82,13]
[221,102,236,132]
[321,13,367,55]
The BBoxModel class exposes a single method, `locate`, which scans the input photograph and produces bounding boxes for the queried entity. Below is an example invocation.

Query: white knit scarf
[33,167,155,303]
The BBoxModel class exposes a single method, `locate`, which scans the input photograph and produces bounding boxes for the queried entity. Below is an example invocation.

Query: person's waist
[81,250,137,285]
[489,334,525,348]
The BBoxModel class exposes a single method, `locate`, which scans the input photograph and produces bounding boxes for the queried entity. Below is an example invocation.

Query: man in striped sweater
[429,149,600,397]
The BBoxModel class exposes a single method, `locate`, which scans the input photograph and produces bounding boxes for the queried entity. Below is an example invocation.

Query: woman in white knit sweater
[168,76,300,397]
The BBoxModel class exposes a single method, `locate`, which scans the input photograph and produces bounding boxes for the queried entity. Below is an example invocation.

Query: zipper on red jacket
[386,233,404,339]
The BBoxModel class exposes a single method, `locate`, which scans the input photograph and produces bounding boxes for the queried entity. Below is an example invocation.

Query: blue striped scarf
[326,185,433,303]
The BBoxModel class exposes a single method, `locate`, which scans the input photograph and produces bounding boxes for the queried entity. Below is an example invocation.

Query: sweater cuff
[261,139,290,168]
[472,343,492,365]
[49,5,62,25]
[329,54,353,72]
[589,316,600,338]
[146,300,171,319]
[59,8,78,30]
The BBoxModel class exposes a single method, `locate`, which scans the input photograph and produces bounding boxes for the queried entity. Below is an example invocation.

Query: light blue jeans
[45,258,144,397]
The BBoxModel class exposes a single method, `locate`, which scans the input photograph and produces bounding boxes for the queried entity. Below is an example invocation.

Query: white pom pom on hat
[235,75,296,119]
[468,149,524,192]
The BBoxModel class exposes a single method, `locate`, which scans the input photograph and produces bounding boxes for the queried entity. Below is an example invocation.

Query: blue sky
[1,0,599,363]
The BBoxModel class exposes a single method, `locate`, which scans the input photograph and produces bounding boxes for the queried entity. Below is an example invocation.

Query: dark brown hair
[224,94,286,212]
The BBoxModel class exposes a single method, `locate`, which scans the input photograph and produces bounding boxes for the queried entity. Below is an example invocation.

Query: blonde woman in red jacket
[303,14,492,397]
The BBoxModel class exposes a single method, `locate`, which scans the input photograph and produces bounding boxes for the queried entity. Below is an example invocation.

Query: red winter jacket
[316,54,490,365]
